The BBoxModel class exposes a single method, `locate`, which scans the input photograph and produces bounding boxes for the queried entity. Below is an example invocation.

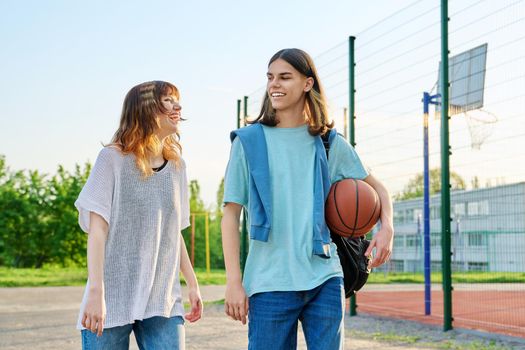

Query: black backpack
[321,132,372,298]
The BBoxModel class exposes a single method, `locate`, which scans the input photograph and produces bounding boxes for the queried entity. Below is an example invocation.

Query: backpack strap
[321,132,330,160]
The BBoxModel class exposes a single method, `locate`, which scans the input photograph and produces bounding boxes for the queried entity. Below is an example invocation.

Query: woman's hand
[184,287,203,323]
[81,286,106,337]
[83,212,108,336]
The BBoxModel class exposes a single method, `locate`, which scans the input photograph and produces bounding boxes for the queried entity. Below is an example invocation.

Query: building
[386,182,525,273]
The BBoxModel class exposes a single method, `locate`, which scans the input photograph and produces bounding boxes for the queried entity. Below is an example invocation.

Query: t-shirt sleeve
[180,159,191,230]
[74,148,115,233]
[223,138,249,207]
[329,134,369,183]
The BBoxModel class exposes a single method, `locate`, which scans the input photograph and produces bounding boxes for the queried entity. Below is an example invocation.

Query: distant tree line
[394,168,466,201]
[0,155,225,269]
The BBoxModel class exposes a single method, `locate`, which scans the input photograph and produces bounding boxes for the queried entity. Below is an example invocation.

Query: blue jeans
[248,277,345,350]
[81,315,184,350]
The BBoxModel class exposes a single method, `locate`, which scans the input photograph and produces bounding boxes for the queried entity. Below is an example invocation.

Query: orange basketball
[325,178,381,238]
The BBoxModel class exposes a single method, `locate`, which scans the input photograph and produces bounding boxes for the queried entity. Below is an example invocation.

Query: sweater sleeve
[74,148,116,233]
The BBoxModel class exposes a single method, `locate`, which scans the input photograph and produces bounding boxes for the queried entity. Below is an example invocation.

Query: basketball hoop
[435,43,488,116]
[463,108,498,150]
[433,44,491,149]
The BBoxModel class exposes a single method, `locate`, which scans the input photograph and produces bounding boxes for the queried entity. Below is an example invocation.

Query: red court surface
[353,288,525,338]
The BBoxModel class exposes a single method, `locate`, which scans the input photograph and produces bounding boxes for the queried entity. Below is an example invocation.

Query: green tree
[183,180,208,268]
[0,165,50,267]
[181,179,225,270]
[210,178,225,269]
[189,180,206,212]
[0,155,226,270]
[0,155,91,267]
[215,178,224,217]
[394,168,466,201]
[0,155,8,265]
[46,163,91,266]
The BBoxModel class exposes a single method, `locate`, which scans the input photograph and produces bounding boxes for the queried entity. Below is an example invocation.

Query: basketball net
[462,108,498,150]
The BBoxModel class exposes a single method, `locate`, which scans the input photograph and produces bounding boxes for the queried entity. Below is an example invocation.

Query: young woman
[75,81,202,349]
[221,49,394,349]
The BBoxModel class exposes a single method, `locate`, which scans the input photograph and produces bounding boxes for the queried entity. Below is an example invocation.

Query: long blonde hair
[251,48,334,136]
[111,81,182,177]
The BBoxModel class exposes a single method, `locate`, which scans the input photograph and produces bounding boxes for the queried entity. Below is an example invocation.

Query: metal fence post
[440,0,453,331]
[348,35,358,316]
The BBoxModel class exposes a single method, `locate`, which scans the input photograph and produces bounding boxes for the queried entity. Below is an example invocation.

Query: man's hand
[365,225,394,268]
[224,280,249,325]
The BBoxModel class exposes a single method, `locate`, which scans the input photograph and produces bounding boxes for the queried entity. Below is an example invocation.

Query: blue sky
[1,0,524,206]
[0,0,408,205]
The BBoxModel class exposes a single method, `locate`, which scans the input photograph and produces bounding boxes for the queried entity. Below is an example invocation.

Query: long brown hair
[251,48,333,136]
[111,81,182,177]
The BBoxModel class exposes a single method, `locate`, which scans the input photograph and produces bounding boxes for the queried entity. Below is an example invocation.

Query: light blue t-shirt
[223,124,368,296]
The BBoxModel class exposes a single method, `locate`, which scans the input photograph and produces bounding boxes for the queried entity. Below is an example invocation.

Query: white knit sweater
[74,147,190,329]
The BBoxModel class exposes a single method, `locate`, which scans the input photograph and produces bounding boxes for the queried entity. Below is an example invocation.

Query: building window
[467,200,489,216]
[453,203,465,217]
[394,235,404,248]
[468,233,487,247]
[468,262,488,271]
[468,202,479,216]
[430,206,441,219]
[431,232,441,247]
[406,234,418,247]
[394,210,403,224]
[389,260,404,272]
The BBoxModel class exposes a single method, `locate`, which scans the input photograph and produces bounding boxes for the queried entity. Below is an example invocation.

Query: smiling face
[266,58,313,114]
[156,95,182,138]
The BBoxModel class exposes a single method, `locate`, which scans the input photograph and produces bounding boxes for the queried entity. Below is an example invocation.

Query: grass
[0,266,87,287]
[1,267,523,287]
[349,330,513,350]
[366,330,420,343]
[184,299,224,309]
[431,340,513,350]
[0,266,226,287]
[180,268,226,286]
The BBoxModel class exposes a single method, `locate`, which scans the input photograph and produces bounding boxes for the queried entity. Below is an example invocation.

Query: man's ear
[304,77,314,92]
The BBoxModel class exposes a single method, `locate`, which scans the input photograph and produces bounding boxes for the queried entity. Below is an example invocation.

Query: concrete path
[1,286,522,349]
